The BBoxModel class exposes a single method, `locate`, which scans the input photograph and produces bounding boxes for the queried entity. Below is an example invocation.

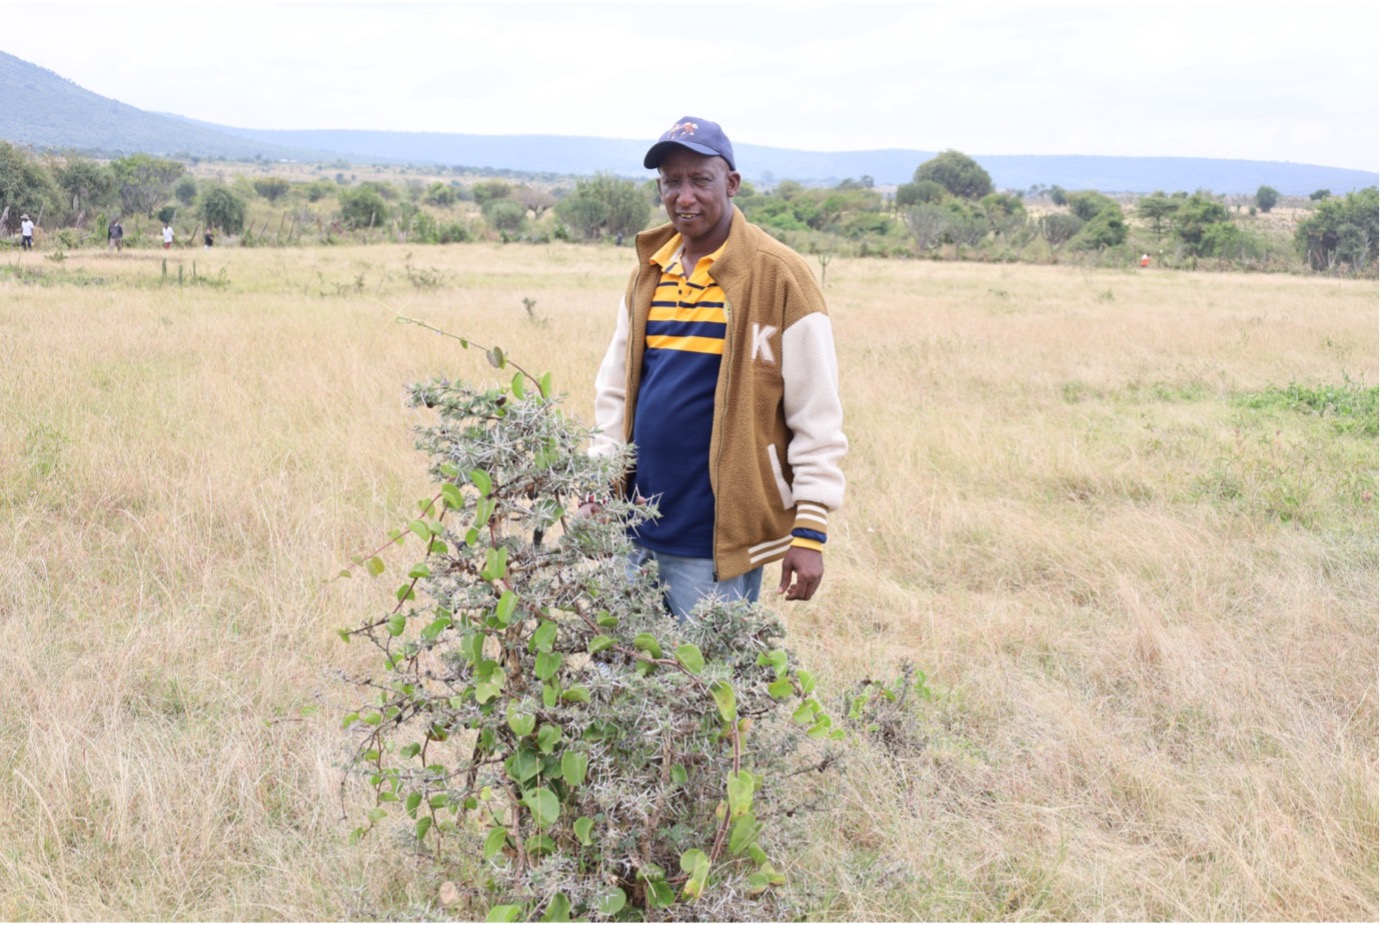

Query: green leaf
[680,848,709,874]
[407,562,431,579]
[791,698,820,725]
[674,643,705,674]
[535,651,562,681]
[796,668,817,695]
[511,371,526,398]
[495,590,517,626]
[679,849,711,900]
[522,787,560,826]
[644,875,675,909]
[727,769,755,818]
[509,747,539,786]
[540,893,570,922]
[531,620,558,654]
[536,724,563,753]
[595,610,618,628]
[633,633,662,659]
[767,678,794,700]
[745,872,771,895]
[729,812,761,855]
[469,469,493,497]
[365,556,385,577]
[439,461,460,478]
[487,345,506,369]
[756,649,789,679]
[587,634,614,654]
[561,750,588,787]
[709,680,736,722]
[439,482,464,510]
[538,372,553,399]
[593,888,625,916]
[407,519,430,541]
[574,815,594,846]
[486,905,521,922]
[414,816,432,840]
[386,613,406,637]
[561,685,591,704]
[670,763,687,785]
[507,710,536,738]
[482,826,508,859]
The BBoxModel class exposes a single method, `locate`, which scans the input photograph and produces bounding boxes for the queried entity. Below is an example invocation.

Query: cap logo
[664,121,699,140]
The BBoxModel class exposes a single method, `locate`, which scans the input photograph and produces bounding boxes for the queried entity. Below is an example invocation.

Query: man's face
[657,148,740,245]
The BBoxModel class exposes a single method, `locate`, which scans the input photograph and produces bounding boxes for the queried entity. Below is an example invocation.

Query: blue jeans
[627,545,763,621]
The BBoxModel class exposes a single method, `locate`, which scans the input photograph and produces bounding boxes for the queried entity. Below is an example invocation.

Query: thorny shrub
[339,324,846,921]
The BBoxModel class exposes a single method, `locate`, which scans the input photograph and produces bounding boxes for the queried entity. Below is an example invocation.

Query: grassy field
[0,241,1376,920]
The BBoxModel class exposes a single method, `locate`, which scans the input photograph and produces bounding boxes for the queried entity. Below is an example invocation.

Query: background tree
[1134,191,1180,238]
[912,149,994,200]
[471,180,512,207]
[1065,190,1121,223]
[200,185,247,234]
[482,197,526,234]
[554,173,651,241]
[1294,187,1379,271]
[1309,189,1331,201]
[52,155,115,222]
[253,176,291,202]
[173,175,198,206]
[1254,185,1280,213]
[894,179,946,209]
[425,181,458,208]
[339,185,389,229]
[1173,194,1233,256]
[0,141,64,229]
[111,154,185,218]
[1037,212,1084,248]
[904,204,953,252]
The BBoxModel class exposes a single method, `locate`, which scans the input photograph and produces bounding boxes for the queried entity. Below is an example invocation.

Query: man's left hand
[778,547,824,601]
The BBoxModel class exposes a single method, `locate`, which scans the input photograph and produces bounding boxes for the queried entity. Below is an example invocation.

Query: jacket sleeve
[590,295,630,458]
[780,312,847,536]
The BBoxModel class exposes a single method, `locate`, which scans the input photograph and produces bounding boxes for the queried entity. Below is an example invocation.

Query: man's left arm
[778,312,847,600]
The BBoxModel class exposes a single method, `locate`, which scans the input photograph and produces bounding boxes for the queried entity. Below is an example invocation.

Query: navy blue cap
[643,117,736,171]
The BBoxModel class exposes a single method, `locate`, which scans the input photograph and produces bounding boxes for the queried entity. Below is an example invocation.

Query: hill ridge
[3,50,1377,196]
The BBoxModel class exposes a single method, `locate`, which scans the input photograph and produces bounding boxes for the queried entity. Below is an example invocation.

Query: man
[20,214,34,250]
[591,117,847,620]
[163,223,175,249]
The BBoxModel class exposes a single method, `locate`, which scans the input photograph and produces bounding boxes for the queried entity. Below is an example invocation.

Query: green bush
[482,198,527,234]
[200,185,247,235]
[339,185,389,229]
[341,355,840,921]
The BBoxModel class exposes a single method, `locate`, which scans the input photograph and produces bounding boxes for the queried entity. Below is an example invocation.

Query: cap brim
[644,140,730,170]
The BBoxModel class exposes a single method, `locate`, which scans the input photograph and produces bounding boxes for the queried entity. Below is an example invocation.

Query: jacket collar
[635,205,755,291]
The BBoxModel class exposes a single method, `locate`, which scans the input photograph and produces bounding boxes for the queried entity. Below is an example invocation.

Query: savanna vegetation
[0,241,1376,920]
[1,141,1379,278]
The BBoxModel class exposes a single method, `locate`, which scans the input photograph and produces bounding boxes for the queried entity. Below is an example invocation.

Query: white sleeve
[781,313,847,510]
[590,296,630,458]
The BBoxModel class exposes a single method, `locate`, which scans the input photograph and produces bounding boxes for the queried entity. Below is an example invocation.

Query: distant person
[203,229,214,250]
[108,218,123,252]
[163,223,174,249]
[20,214,34,251]
[1140,253,1150,268]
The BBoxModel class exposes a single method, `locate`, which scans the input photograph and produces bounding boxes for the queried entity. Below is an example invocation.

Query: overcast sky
[11,1,1380,172]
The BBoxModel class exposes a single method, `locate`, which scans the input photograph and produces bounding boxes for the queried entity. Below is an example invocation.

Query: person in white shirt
[163,224,174,249]
[20,214,34,251]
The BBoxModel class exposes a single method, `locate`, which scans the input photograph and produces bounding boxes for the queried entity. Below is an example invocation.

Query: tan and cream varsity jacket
[593,207,847,580]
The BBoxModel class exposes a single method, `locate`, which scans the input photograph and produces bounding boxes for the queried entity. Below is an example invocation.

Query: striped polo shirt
[628,235,728,557]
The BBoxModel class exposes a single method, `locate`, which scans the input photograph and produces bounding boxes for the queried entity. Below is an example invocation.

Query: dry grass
[0,242,1376,920]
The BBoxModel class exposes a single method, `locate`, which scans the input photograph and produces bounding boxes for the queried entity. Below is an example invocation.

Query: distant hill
[0,51,339,162]
[3,50,1377,196]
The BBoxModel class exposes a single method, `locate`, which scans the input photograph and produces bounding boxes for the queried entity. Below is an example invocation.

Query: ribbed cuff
[792,502,829,550]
